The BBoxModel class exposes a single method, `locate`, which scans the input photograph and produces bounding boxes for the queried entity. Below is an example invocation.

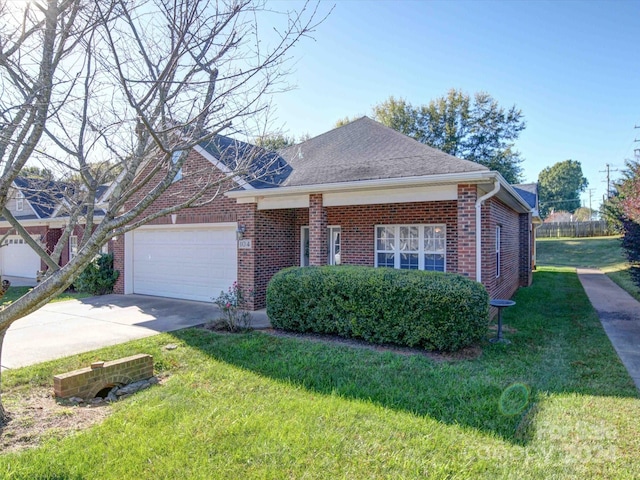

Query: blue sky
[266,0,639,211]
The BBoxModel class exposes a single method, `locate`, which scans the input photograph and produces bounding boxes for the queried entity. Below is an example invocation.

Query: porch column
[456,184,477,280]
[309,193,327,266]
[237,203,257,309]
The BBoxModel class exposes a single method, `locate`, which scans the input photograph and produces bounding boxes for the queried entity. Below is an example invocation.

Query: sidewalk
[577,268,640,392]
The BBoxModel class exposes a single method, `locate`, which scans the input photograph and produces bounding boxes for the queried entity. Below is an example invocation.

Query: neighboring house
[544,210,574,223]
[512,183,542,270]
[114,117,540,310]
[0,177,110,279]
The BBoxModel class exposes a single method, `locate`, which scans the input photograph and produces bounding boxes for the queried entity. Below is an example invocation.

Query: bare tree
[0,0,325,424]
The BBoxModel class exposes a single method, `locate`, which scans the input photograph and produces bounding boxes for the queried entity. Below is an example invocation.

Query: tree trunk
[0,327,8,426]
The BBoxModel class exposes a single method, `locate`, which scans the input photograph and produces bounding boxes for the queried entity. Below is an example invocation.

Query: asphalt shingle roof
[199,135,292,189]
[13,176,66,219]
[513,183,538,210]
[277,117,488,187]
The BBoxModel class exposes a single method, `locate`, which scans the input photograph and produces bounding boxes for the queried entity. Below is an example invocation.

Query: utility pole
[599,163,619,199]
[586,188,596,219]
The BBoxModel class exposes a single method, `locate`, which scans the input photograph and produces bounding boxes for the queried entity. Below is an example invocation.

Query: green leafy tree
[603,159,640,286]
[334,116,362,128]
[255,134,296,151]
[254,133,312,151]
[371,97,420,139]
[21,166,53,180]
[372,89,526,183]
[573,207,595,221]
[538,160,588,218]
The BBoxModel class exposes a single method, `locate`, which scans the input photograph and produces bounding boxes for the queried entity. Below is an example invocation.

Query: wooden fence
[537,220,613,238]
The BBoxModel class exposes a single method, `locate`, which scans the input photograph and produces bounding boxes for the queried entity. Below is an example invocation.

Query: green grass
[0,267,638,478]
[1,286,92,306]
[537,236,640,301]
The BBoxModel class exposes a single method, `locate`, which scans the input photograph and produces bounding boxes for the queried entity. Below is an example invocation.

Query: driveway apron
[577,268,640,391]
[2,294,270,371]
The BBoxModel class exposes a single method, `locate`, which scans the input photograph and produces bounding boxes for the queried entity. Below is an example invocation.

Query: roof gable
[13,176,67,219]
[513,183,538,210]
[198,135,292,189]
[278,116,488,187]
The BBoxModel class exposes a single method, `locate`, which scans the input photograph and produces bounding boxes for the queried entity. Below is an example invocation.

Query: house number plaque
[238,239,252,249]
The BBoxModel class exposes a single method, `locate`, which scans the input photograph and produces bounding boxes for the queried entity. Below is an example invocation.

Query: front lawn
[537,236,640,301]
[1,286,92,306]
[0,267,638,478]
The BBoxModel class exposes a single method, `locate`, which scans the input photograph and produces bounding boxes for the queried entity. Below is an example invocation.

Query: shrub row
[266,266,489,352]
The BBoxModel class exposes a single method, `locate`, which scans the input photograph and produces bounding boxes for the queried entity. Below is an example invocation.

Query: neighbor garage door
[132,225,237,302]
[1,235,41,279]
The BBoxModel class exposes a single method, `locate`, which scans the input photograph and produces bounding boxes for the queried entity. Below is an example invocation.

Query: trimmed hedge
[266,266,489,352]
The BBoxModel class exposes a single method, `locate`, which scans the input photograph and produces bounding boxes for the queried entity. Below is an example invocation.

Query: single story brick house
[113,117,539,309]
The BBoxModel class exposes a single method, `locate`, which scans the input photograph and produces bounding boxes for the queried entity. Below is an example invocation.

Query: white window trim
[300,226,309,266]
[171,151,184,183]
[496,225,501,278]
[300,225,341,266]
[69,235,78,259]
[375,224,446,272]
[16,191,24,211]
[328,226,341,265]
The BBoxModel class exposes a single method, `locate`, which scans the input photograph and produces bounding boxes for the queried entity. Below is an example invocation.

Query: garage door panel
[132,226,237,302]
[1,236,41,279]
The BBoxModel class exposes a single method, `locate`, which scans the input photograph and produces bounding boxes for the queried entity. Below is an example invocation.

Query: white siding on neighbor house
[0,235,41,278]
[128,224,237,303]
[6,188,37,218]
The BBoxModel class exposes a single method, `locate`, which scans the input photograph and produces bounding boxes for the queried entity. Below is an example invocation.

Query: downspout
[475,179,501,283]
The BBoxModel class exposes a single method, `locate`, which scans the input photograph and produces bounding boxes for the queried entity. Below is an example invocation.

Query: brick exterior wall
[53,354,153,399]
[519,212,533,287]
[324,201,459,272]
[457,184,477,280]
[112,148,241,295]
[308,193,327,266]
[109,148,533,310]
[481,197,522,301]
[244,207,298,309]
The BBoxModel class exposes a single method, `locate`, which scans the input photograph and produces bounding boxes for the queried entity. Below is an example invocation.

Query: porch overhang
[226,171,532,214]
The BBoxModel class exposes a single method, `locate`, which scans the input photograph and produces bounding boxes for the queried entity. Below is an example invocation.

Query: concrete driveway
[2,294,270,371]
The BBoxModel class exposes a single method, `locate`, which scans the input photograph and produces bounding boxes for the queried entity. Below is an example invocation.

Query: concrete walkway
[577,268,640,391]
[2,294,270,371]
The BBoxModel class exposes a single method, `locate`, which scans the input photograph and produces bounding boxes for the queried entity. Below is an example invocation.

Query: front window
[16,191,24,211]
[300,226,342,266]
[328,226,341,265]
[171,151,184,182]
[496,225,501,278]
[70,236,78,259]
[375,224,446,272]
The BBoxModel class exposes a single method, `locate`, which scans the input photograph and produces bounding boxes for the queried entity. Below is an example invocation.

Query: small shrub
[74,253,119,295]
[211,281,252,332]
[267,266,489,352]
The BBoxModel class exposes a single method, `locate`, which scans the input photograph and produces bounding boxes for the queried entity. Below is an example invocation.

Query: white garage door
[1,235,41,279]
[132,225,237,302]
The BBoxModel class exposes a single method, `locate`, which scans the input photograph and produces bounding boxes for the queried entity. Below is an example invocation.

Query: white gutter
[226,170,498,199]
[0,214,106,229]
[475,179,501,283]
